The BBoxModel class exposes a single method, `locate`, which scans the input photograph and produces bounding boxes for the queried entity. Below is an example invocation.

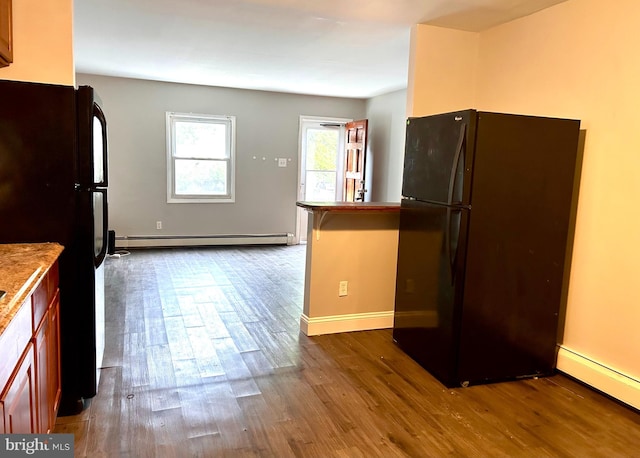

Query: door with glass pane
[302,122,343,201]
[297,117,349,242]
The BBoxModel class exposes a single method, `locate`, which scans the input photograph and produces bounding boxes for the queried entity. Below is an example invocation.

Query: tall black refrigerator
[0,79,108,414]
[393,109,581,387]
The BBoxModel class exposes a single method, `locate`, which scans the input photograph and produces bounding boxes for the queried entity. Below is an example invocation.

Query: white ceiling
[74,0,566,99]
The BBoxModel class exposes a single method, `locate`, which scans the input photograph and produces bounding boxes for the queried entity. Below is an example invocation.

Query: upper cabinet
[0,0,13,67]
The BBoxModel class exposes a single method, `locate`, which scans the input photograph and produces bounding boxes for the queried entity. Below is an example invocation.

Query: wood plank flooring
[54,245,640,457]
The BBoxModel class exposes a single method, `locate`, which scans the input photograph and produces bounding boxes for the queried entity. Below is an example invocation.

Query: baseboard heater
[115,233,294,249]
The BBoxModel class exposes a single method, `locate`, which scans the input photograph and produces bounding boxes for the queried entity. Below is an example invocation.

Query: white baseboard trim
[300,311,394,336]
[116,233,294,248]
[557,346,640,410]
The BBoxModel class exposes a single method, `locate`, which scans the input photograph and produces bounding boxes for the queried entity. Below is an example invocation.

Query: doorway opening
[296,116,350,242]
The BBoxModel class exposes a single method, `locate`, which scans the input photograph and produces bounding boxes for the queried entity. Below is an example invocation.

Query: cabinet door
[35,315,49,433]
[48,292,62,428]
[1,343,37,433]
[0,0,12,66]
[35,291,61,434]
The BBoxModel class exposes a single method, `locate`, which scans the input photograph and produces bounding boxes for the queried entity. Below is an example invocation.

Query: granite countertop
[0,243,64,336]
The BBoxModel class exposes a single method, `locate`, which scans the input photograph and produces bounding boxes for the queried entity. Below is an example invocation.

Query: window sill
[167,197,235,204]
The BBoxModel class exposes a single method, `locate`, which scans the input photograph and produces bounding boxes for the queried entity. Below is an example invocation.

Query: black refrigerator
[0,79,108,414]
[393,109,581,387]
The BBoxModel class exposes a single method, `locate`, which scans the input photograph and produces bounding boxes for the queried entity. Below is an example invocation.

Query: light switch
[278,158,287,167]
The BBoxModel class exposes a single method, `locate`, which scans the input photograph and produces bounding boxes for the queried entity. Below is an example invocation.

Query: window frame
[166,112,236,203]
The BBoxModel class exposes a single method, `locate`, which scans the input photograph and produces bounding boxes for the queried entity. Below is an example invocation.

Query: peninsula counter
[296,202,400,336]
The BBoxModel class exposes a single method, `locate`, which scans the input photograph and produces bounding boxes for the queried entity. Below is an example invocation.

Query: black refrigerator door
[457,112,581,384]
[77,86,108,188]
[61,188,107,405]
[393,199,470,387]
[89,188,107,396]
[0,80,76,244]
[402,109,476,206]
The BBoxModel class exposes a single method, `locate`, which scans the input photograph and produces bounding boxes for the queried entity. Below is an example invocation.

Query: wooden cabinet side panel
[48,291,61,430]
[34,293,60,434]
[32,281,49,332]
[35,316,49,433]
[0,0,12,66]
[34,267,61,433]
[0,400,5,433]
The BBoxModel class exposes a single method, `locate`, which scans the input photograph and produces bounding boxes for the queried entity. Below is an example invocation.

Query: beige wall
[301,210,399,336]
[407,25,478,117]
[408,0,640,408]
[0,0,74,85]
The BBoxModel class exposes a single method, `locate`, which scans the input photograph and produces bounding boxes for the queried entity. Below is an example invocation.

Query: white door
[296,116,350,242]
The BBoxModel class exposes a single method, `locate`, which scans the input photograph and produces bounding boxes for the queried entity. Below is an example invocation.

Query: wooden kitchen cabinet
[0,256,61,434]
[0,297,33,434]
[32,262,61,434]
[1,342,37,433]
[35,290,61,433]
[35,312,49,433]
[48,292,62,430]
[0,0,12,67]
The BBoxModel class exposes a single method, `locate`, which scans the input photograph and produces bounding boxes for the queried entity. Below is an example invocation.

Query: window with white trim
[166,112,236,203]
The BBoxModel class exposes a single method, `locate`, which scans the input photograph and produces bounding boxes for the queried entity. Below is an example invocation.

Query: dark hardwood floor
[54,245,640,457]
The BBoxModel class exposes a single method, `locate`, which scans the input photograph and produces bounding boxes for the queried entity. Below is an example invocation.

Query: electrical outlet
[156,221,162,230]
[278,158,287,167]
[339,280,348,297]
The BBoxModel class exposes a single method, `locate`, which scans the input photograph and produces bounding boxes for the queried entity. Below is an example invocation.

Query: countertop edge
[0,242,64,336]
[296,201,400,212]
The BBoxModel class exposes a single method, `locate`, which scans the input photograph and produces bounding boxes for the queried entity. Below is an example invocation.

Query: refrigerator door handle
[447,123,466,205]
[94,189,108,267]
[445,207,452,283]
[445,207,454,284]
[94,103,109,188]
